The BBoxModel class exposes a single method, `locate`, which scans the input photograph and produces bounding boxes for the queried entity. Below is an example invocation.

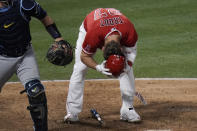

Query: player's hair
[103,40,124,60]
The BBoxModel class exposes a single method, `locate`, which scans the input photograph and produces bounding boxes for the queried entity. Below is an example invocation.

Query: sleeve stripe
[82,48,94,55]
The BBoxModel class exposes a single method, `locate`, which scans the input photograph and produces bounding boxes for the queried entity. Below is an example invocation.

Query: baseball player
[0,0,64,130]
[64,8,141,123]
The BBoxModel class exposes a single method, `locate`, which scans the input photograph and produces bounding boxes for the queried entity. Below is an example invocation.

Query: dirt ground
[0,79,197,131]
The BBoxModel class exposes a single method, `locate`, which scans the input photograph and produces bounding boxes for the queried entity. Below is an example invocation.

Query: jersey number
[94,8,122,20]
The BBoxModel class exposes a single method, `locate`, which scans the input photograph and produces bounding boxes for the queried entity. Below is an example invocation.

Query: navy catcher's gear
[46,23,62,39]
[0,0,46,57]
[21,0,35,10]
[25,79,45,97]
[25,79,48,131]
[21,0,47,20]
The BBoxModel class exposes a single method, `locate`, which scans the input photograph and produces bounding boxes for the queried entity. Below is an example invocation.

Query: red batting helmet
[105,55,125,76]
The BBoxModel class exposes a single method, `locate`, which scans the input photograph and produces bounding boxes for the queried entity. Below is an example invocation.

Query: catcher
[64,8,140,123]
[0,0,71,130]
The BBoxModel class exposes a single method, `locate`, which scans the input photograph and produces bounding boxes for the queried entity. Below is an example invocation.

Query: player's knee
[25,79,48,130]
[25,79,47,106]
[120,87,135,97]
[25,79,45,98]
[73,63,88,73]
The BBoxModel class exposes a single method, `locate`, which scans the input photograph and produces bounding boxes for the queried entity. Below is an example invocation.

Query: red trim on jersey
[82,48,94,55]
[105,28,122,39]
[109,31,120,36]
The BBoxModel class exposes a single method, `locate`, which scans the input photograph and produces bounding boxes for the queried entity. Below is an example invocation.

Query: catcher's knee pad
[25,79,48,131]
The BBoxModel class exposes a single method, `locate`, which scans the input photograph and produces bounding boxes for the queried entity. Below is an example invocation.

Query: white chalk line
[5,78,197,84]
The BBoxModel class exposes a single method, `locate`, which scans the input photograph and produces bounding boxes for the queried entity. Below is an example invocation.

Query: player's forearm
[41,15,63,40]
[81,51,97,70]
[41,15,54,26]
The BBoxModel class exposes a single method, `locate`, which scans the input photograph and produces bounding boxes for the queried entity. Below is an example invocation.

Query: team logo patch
[84,44,91,52]
[31,87,40,93]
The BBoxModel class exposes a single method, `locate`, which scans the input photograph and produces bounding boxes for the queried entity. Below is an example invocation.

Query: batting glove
[96,61,112,76]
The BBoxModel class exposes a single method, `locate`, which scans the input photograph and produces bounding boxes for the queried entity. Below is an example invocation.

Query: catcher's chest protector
[0,1,31,49]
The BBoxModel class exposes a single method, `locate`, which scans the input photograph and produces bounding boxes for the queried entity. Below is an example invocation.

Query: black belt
[0,43,31,57]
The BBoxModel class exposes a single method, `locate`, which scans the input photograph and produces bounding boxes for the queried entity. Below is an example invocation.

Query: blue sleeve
[21,0,47,20]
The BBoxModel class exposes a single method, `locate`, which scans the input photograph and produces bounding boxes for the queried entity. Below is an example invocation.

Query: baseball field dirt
[0,79,197,131]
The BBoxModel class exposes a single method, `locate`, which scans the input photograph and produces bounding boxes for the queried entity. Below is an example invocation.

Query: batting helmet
[105,54,125,76]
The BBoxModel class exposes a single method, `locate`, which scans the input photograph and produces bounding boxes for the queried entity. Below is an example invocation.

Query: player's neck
[105,35,121,45]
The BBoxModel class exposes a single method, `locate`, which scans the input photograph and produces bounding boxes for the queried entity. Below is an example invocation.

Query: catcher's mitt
[46,40,73,66]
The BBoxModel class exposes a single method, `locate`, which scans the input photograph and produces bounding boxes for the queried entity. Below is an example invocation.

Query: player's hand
[96,61,112,76]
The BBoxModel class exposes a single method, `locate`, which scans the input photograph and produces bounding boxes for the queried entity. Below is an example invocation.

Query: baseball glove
[46,40,73,66]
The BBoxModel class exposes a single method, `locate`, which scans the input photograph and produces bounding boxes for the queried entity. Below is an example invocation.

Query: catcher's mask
[105,54,125,76]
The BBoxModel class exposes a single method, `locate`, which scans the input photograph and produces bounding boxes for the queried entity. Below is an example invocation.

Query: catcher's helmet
[105,54,125,76]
